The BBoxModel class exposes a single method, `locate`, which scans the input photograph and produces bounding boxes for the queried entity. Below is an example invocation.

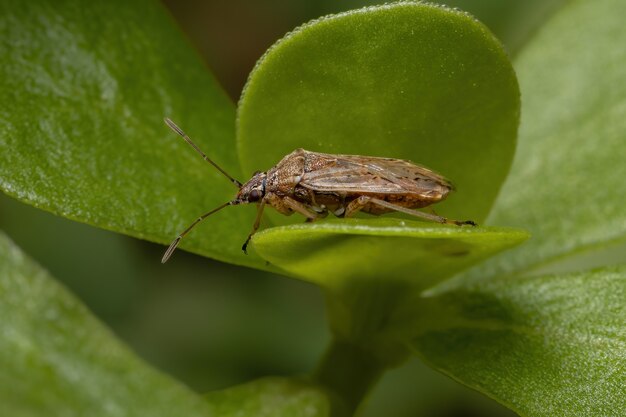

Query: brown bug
[161,118,476,262]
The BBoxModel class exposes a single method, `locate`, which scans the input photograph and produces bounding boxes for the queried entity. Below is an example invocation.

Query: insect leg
[162,201,232,263]
[282,196,320,222]
[343,196,371,218]
[264,193,320,221]
[346,196,476,226]
[242,199,266,254]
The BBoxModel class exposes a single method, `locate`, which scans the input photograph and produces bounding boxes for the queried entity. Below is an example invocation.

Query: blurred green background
[0,1,566,415]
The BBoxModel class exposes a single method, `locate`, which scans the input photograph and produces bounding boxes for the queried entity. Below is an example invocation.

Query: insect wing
[300,153,452,195]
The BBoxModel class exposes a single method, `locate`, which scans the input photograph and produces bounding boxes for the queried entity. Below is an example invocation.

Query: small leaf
[204,377,343,417]
[0,230,215,416]
[0,0,265,269]
[471,0,626,279]
[254,219,528,290]
[255,220,527,352]
[410,266,626,417]
[238,2,520,225]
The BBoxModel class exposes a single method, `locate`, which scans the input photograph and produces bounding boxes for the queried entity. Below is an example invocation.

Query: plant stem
[313,339,390,415]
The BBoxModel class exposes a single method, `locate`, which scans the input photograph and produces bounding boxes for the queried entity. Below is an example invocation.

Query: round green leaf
[254,219,528,290]
[472,0,626,278]
[0,0,265,269]
[255,221,527,350]
[237,2,520,225]
[410,266,626,416]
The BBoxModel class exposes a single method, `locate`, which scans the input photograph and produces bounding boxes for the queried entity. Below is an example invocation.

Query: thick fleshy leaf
[255,220,527,352]
[204,377,341,417]
[0,231,334,416]
[254,219,528,290]
[0,231,215,416]
[237,2,520,227]
[410,266,626,417]
[469,0,626,280]
[0,0,266,269]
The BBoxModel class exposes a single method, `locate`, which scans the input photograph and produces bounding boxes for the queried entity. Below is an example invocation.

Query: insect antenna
[164,117,242,188]
[162,201,233,263]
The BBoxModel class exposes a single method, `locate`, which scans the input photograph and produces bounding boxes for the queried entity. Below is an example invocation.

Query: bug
[161,118,476,262]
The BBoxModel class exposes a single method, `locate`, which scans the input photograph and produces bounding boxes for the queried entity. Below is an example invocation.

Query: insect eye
[249,189,262,202]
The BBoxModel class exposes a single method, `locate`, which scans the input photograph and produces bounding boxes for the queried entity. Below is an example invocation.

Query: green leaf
[254,219,528,290]
[0,230,215,416]
[469,0,626,279]
[237,2,520,226]
[255,221,527,369]
[0,229,335,415]
[237,3,523,294]
[0,0,266,269]
[410,266,626,417]
[239,3,524,366]
[204,377,343,417]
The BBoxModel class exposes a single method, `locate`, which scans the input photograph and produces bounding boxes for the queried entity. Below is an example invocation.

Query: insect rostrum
[161,118,476,263]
